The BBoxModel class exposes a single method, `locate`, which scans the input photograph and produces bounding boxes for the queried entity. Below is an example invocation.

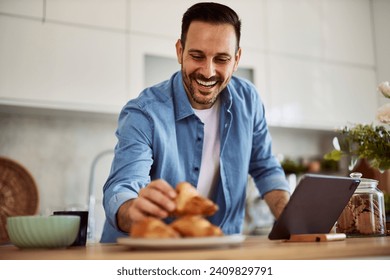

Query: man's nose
[201,59,216,79]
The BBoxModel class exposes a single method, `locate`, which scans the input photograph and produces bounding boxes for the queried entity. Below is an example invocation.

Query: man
[101,2,290,243]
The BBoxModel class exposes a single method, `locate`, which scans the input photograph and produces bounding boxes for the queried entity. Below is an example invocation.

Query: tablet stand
[287,233,346,242]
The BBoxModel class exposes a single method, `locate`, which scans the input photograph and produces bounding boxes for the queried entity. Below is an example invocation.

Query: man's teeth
[196,79,217,87]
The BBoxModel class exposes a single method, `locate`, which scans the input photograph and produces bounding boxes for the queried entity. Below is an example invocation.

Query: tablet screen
[268,174,360,240]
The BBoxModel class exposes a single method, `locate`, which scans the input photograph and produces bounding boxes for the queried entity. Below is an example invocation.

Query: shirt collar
[173,71,194,121]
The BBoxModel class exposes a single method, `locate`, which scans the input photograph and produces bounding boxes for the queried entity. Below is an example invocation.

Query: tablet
[268,173,360,240]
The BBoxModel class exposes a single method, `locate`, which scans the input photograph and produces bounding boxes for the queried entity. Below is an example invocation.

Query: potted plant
[324,124,389,171]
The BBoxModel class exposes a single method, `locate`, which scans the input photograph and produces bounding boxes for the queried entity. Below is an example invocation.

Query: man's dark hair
[180,2,241,52]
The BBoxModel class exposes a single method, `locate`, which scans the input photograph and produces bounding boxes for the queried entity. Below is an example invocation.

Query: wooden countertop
[1,235,390,260]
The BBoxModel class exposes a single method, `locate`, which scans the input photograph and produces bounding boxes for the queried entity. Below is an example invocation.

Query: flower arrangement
[324,82,390,172]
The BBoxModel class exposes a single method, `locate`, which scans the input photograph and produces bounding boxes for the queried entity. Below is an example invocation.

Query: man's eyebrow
[188,49,204,54]
[188,49,232,57]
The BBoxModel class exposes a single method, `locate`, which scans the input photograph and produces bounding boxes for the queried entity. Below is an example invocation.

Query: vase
[352,158,390,193]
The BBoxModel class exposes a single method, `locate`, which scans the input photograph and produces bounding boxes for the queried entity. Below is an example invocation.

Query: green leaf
[324,150,342,161]
[323,124,390,171]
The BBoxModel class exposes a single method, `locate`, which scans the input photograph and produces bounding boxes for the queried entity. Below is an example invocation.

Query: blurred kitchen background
[0,0,389,239]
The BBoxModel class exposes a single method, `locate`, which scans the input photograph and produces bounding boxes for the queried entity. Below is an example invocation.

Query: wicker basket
[0,157,39,244]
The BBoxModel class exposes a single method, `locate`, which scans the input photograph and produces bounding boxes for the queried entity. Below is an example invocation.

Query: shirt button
[194,167,199,172]
[197,137,202,141]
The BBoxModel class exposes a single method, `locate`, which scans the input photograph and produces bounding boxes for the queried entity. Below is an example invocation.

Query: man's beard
[182,70,222,106]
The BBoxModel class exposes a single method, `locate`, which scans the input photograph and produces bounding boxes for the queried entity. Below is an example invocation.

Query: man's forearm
[263,190,290,219]
[116,199,134,233]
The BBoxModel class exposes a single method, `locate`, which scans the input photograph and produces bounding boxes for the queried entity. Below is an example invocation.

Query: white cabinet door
[267,0,323,58]
[267,55,377,129]
[267,0,375,66]
[320,64,377,126]
[129,0,184,39]
[265,0,376,129]
[267,55,324,128]
[0,16,128,113]
[322,0,375,66]
[0,0,43,18]
[0,0,379,127]
[46,0,127,30]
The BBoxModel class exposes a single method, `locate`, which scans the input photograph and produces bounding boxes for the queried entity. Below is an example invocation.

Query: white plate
[117,234,246,249]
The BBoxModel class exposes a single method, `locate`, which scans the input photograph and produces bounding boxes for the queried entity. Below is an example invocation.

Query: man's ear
[175,39,183,64]
[233,47,242,72]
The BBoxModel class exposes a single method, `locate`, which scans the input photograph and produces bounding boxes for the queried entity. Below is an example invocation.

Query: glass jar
[336,172,387,236]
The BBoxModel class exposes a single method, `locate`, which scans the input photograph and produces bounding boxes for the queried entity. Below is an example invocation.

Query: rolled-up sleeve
[102,103,154,231]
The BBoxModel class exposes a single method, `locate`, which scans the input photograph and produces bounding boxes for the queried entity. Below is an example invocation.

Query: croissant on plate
[170,215,223,237]
[172,182,218,217]
[129,181,222,239]
[130,217,180,239]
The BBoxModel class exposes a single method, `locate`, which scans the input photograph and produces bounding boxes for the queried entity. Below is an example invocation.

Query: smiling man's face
[176,21,241,109]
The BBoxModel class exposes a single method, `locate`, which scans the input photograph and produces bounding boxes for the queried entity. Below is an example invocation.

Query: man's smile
[196,79,218,88]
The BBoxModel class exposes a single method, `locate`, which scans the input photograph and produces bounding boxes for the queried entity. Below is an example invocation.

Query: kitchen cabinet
[45,0,127,30]
[0,0,379,129]
[0,5,128,114]
[129,0,182,39]
[265,0,376,129]
[322,0,374,66]
[267,55,377,129]
[0,0,43,18]
[267,0,374,66]
[267,0,323,58]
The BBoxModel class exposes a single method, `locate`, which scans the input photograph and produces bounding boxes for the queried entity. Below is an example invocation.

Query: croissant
[170,215,224,237]
[173,182,218,216]
[130,217,180,238]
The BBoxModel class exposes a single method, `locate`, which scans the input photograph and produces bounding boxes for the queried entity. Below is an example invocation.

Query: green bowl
[6,215,80,249]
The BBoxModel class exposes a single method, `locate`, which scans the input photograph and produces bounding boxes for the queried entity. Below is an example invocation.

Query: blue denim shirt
[101,71,289,243]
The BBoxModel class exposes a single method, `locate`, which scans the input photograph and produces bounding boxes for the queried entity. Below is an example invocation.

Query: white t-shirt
[193,100,221,198]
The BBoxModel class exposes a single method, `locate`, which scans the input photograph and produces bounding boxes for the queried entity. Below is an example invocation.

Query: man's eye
[215,57,230,63]
[191,54,204,60]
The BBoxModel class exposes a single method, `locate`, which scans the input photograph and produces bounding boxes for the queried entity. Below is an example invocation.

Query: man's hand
[116,179,177,233]
[264,190,290,220]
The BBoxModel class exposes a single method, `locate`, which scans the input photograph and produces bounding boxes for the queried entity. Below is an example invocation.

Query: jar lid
[349,172,378,186]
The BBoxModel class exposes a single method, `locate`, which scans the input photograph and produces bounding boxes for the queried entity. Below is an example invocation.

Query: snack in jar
[336,172,387,236]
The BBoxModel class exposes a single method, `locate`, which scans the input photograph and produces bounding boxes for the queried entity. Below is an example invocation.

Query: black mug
[53,211,89,246]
